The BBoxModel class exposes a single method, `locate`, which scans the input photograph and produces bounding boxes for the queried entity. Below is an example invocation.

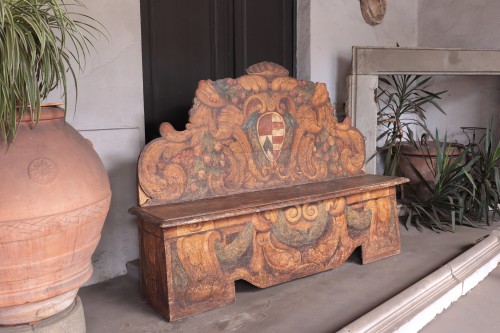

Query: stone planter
[0,107,111,325]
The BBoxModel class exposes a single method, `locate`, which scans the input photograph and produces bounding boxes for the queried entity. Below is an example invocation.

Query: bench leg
[360,197,401,264]
[139,226,235,321]
[165,232,236,320]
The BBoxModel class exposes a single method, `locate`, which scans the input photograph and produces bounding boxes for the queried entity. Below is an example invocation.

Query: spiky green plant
[375,75,447,176]
[401,131,478,232]
[463,124,500,224]
[0,0,103,143]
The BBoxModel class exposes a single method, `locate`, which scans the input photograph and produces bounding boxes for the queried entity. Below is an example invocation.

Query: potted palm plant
[376,74,447,176]
[0,0,110,326]
[376,75,468,197]
[401,131,477,232]
[462,124,500,225]
[401,126,500,232]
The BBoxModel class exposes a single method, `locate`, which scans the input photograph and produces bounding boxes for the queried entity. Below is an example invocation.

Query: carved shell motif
[360,0,387,25]
[137,62,366,206]
[246,62,289,77]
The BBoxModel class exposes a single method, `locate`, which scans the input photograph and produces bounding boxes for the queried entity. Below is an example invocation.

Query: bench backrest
[137,62,366,206]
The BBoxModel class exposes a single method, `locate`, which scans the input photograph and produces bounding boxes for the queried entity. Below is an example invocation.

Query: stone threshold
[338,228,500,333]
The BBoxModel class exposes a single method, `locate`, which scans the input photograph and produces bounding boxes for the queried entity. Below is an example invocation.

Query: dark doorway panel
[234,0,295,77]
[141,0,296,142]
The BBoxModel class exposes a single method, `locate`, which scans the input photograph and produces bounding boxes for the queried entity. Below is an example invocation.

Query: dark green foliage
[462,124,500,225]
[401,131,477,232]
[0,0,105,143]
[375,75,446,176]
[377,78,500,232]
[402,126,500,232]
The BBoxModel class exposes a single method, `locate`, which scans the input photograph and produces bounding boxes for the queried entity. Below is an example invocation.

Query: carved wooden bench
[129,62,408,321]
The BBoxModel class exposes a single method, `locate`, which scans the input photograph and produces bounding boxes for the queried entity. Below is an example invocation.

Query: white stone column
[346,74,378,173]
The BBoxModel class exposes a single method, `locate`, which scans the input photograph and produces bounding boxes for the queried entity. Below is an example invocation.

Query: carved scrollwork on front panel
[172,199,336,273]
[346,205,373,231]
[371,197,399,250]
[271,204,329,248]
[172,232,233,305]
[215,223,254,268]
[138,62,366,206]
[166,194,400,307]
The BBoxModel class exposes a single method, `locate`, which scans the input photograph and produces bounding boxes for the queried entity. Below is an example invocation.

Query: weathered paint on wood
[130,62,408,321]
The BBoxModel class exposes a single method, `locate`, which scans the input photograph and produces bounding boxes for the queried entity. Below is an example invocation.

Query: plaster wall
[418,0,500,142]
[296,0,311,80]
[49,0,144,284]
[306,0,418,114]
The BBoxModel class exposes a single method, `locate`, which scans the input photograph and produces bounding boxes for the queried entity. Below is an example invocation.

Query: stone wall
[418,0,500,141]
[306,0,418,114]
[51,0,145,284]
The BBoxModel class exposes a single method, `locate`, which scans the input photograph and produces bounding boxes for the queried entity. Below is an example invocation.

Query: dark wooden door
[141,0,296,142]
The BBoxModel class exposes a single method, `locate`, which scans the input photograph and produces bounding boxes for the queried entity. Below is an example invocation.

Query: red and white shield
[257,112,285,162]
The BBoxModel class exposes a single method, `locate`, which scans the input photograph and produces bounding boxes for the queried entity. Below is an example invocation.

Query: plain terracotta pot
[399,141,463,200]
[0,107,111,325]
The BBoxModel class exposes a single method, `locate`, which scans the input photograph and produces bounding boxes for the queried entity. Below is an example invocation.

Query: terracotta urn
[0,107,111,325]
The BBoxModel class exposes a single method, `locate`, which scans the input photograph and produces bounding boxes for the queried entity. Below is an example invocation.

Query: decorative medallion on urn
[28,158,58,184]
[360,0,387,25]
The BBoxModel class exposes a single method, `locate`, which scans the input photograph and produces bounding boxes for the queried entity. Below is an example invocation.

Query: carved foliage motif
[166,192,399,309]
[138,62,366,205]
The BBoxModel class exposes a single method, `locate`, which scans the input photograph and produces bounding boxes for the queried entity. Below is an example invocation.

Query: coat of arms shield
[257,112,285,162]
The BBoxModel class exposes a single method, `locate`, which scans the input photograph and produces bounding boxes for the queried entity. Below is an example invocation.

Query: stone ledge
[338,228,500,333]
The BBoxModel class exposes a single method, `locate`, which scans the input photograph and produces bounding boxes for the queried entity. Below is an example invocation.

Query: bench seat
[130,175,406,228]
